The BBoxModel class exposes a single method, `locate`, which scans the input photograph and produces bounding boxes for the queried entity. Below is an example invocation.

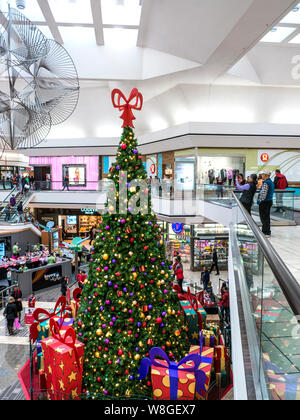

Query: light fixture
[15,0,26,10]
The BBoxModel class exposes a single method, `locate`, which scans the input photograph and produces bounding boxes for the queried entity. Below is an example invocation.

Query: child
[28,293,36,308]
[4,297,17,335]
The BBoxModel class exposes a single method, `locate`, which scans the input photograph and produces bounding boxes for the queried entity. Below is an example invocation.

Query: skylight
[260,26,296,43]
[48,0,93,24]
[101,0,142,26]
[59,26,96,46]
[103,28,139,47]
[280,4,300,24]
[288,33,300,43]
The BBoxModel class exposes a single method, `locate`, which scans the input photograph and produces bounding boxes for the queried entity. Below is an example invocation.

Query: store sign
[261,153,269,162]
[172,223,184,234]
[81,208,98,215]
[150,164,156,174]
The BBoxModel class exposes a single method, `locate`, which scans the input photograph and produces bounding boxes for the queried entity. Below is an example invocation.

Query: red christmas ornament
[144,246,148,250]
[121,144,127,150]
[118,349,123,356]
[156,317,162,324]
[111,88,143,128]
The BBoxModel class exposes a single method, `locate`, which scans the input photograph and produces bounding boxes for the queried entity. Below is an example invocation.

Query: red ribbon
[49,318,77,350]
[111,88,143,128]
[30,296,67,342]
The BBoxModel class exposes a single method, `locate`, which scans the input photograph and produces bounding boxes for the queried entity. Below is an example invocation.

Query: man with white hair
[257,171,275,238]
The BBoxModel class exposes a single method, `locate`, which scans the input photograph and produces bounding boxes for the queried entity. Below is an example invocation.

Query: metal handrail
[0,283,18,309]
[232,192,300,316]
[0,186,18,208]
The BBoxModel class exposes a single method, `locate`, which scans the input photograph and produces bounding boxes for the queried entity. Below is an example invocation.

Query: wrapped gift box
[25,308,35,325]
[39,370,47,391]
[213,346,230,387]
[180,301,199,344]
[206,323,220,345]
[200,330,216,348]
[206,314,220,327]
[37,352,44,371]
[41,322,84,400]
[137,347,204,400]
[189,345,214,400]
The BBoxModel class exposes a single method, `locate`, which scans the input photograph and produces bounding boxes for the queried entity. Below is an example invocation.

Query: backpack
[276,176,288,190]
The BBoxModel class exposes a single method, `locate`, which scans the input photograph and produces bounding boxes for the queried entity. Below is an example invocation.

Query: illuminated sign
[150,164,156,174]
[172,223,184,234]
[261,153,269,162]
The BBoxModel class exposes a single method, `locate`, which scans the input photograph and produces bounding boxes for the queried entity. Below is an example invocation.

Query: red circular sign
[150,164,156,174]
[261,153,269,162]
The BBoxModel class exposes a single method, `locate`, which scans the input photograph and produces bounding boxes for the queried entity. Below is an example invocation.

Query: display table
[12,259,72,297]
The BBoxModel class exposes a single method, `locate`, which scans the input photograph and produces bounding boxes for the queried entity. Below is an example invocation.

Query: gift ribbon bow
[30,296,67,342]
[49,318,77,349]
[73,288,82,303]
[188,293,204,326]
[137,347,208,400]
[111,88,143,128]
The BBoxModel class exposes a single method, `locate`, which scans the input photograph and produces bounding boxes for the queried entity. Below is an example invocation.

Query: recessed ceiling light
[260,26,296,42]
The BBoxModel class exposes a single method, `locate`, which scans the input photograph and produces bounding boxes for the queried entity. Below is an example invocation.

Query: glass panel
[233,195,300,400]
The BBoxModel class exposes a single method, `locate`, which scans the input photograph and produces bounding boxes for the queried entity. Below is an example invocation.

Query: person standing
[11,286,23,323]
[12,242,21,258]
[3,297,18,335]
[216,177,224,198]
[220,287,230,324]
[4,204,10,222]
[174,256,184,293]
[28,293,36,308]
[202,266,210,290]
[257,174,263,190]
[61,277,68,297]
[257,172,275,238]
[236,174,258,215]
[10,194,16,208]
[17,201,24,223]
[274,169,288,213]
[2,175,6,190]
[210,248,220,276]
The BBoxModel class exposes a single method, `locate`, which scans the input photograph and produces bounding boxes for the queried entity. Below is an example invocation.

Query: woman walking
[174,256,184,293]
[4,297,18,335]
[11,286,23,323]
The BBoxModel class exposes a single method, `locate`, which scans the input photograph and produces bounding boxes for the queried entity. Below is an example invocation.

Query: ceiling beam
[37,0,63,44]
[90,0,104,46]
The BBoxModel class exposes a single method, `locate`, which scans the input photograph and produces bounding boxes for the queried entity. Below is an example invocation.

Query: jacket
[4,302,17,320]
[274,174,288,190]
[175,264,184,280]
[220,292,230,308]
[237,181,257,206]
[258,178,274,204]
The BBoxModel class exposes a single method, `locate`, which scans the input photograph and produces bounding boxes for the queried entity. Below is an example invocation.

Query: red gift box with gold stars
[189,345,214,400]
[41,320,84,400]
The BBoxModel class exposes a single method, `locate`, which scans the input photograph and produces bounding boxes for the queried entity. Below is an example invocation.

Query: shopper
[174,256,184,293]
[48,254,56,265]
[220,287,230,324]
[61,277,68,297]
[4,204,10,222]
[28,293,36,308]
[12,242,21,258]
[274,169,288,213]
[2,176,6,190]
[3,297,18,335]
[17,201,24,223]
[257,174,263,190]
[210,249,220,276]
[202,266,210,290]
[11,286,23,323]
[235,174,257,215]
[237,173,246,186]
[257,172,275,238]
[62,173,69,191]
[216,177,224,198]
[10,194,16,208]
[89,225,96,246]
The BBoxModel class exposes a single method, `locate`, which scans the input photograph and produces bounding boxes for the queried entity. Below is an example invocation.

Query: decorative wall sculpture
[0,7,79,150]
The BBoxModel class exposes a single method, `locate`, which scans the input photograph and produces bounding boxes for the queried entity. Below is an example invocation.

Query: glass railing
[231,193,300,400]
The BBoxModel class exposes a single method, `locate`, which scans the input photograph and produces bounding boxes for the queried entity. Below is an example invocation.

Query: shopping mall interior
[0,0,299,404]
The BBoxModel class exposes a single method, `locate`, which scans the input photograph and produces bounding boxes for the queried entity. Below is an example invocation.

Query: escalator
[0,187,34,223]
[229,193,300,400]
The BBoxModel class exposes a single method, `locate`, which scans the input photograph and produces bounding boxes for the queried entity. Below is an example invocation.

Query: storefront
[159,221,229,272]
[34,208,102,239]
[174,150,246,190]
[29,156,100,190]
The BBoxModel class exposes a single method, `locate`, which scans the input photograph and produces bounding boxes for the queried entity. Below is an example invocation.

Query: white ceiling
[0,0,299,85]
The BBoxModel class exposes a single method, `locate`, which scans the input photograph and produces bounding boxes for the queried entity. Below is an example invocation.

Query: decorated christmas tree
[76,88,189,398]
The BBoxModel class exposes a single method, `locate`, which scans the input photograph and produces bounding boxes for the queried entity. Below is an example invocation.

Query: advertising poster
[258,150,300,182]
[64,165,86,186]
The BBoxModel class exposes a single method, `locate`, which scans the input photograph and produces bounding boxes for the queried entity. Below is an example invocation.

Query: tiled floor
[271,226,300,284]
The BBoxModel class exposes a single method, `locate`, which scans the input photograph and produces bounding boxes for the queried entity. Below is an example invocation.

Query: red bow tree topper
[111,88,143,128]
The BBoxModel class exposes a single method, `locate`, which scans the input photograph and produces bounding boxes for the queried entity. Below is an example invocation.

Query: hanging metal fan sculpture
[0,7,79,150]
